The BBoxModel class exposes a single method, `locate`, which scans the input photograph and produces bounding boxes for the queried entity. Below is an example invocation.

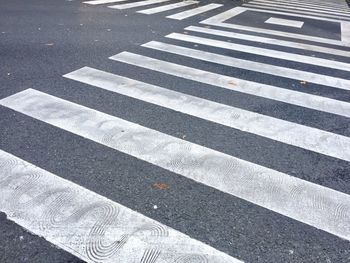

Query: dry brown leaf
[153,183,169,190]
[228,81,237,86]
[300,80,307,85]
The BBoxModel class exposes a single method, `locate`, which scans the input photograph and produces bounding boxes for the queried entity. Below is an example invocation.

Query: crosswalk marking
[0,150,242,263]
[252,0,350,14]
[65,66,350,161]
[3,0,350,260]
[83,0,224,20]
[109,0,170,10]
[110,52,350,118]
[83,0,127,5]
[341,21,350,44]
[246,1,350,18]
[167,33,350,72]
[137,0,199,14]
[243,5,350,22]
[142,41,350,91]
[1,89,350,242]
[285,0,349,9]
[200,7,350,47]
[295,0,349,6]
[166,3,222,20]
[264,17,304,28]
[186,25,350,57]
[252,0,350,11]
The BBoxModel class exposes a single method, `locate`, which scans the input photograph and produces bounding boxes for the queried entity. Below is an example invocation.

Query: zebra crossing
[137,1,199,15]
[1,0,350,262]
[83,0,224,20]
[200,6,350,45]
[0,150,242,263]
[243,0,350,20]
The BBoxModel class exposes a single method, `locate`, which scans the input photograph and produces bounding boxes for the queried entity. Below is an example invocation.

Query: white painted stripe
[83,0,127,5]
[341,21,350,45]
[252,0,350,14]
[2,89,350,242]
[200,8,349,47]
[271,0,349,9]
[0,150,242,263]
[65,66,350,161]
[137,0,198,14]
[207,5,246,19]
[248,1,350,18]
[143,41,350,92]
[109,0,170,10]
[265,17,304,28]
[186,26,350,57]
[243,5,350,22]
[298,0,347,4]
[167,33,350,72]
[294,1,349,9]
[166,4,222,20]
[110,52,350,118]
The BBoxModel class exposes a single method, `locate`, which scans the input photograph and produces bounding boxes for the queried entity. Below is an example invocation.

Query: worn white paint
[83,0,127,5]
[242,5,350,22]
[110,52,350,118]
[138,1,198,14]
[185,26,350,57]
[341,21,350,45]
[65,66,350,161]
[0,150,242,263]
[200,7,350,47]
[265,17,304,28]
[290,0,349,8]
[205,5,246,20]
[166,33,350,72]
[166,4,222,20]
[246,1,350,19]
[109,0,170,10]
[252,0,350,13]
[2,89,350,242]
[143,41,350,91]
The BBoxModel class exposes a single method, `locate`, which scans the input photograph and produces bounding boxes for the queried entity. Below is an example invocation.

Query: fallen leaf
[300,80,307,85]
[153,183,169,190]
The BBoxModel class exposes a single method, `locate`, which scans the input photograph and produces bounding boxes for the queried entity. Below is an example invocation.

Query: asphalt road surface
[1,0,350,262]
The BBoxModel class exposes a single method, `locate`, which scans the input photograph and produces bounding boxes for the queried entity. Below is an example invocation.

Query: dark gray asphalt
[1,0,350,262]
